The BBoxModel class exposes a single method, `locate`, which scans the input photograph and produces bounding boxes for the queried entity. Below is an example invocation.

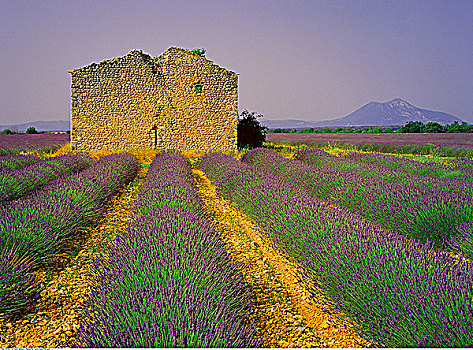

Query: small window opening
[151,125,158,149]
[195,83,203,93]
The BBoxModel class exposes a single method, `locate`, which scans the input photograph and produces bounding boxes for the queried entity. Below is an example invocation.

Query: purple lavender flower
[199,151,473,347]
[0,134,69,155]
[0,154,41,171]
[0,154,93,202]
[0,152,140,316]
[295,147,473,196]
[342,151,473,183]
[73,152,261,348]
[242,148,472,250]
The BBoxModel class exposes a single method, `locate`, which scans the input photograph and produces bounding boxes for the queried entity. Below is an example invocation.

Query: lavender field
[0,134,69,155]
[201,149,473,347]
[267,132,473,148]
[267,133,473,157]
[1,139,472,347]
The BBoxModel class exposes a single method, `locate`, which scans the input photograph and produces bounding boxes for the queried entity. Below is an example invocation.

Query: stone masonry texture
[68,47,239,151]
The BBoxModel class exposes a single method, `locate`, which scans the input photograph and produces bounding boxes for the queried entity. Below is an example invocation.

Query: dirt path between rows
[193,168,379,348]
[0,168,148,348]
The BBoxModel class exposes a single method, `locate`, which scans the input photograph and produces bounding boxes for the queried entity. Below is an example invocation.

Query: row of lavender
[200,152,473,347]
[0,154,41,171]
[243,148,473,257]
[0,154,93,202]
[0,153,139,316]
[73,152,260,347]
[295,148,473,196]
[341,151,473,182]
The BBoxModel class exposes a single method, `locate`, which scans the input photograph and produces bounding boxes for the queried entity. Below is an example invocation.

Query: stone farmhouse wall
[68,47,238,151]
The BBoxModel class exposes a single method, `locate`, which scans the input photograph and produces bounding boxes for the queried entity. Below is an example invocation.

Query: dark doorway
[150,125,158,149]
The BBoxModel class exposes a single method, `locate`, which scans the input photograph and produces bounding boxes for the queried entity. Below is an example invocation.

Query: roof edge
[68,47,239,76]
[162,47,239,76]
[68,49,153,74]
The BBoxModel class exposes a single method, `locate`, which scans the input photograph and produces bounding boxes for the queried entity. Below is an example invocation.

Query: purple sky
[1,0,472,125]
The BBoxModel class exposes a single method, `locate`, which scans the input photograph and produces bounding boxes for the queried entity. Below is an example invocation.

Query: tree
[460,122,471,133]
[460,122,473,133]
[445,121,461,133]
[399,121,424,133]
[26,126,38,134]
[237,109,268,149]
[0,128,13,135]
[367,127,384,133]
[423,122,444,133]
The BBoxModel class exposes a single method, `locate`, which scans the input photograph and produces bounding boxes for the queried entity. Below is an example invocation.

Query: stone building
[68,47,239,151]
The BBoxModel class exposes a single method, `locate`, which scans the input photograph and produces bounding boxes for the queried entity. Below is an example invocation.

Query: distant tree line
[269,126,396,134]
[0,127,63,135]
[269,121,473,134]
[397,120,473,133]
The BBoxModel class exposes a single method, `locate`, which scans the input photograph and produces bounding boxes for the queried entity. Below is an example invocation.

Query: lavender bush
[447,222,473,259]
[242,148,473,252]
[73,152,260,348]
[0,154,93,202]
[447,157,473,181]
[200,151,473,347]
[0,153,140,316]
[137,152,203,217]
[449,157,473,170]
[0,242,42,316]
[0,154,40,171]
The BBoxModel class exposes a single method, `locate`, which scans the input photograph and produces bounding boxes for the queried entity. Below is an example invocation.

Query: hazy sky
[1,0,472,125]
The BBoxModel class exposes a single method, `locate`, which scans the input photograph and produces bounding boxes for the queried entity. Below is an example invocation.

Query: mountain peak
[310,98,463,127]
[386,98,412,108]
[260,98,464,129]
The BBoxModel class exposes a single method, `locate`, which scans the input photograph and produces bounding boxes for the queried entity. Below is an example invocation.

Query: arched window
[195,82,203,93]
